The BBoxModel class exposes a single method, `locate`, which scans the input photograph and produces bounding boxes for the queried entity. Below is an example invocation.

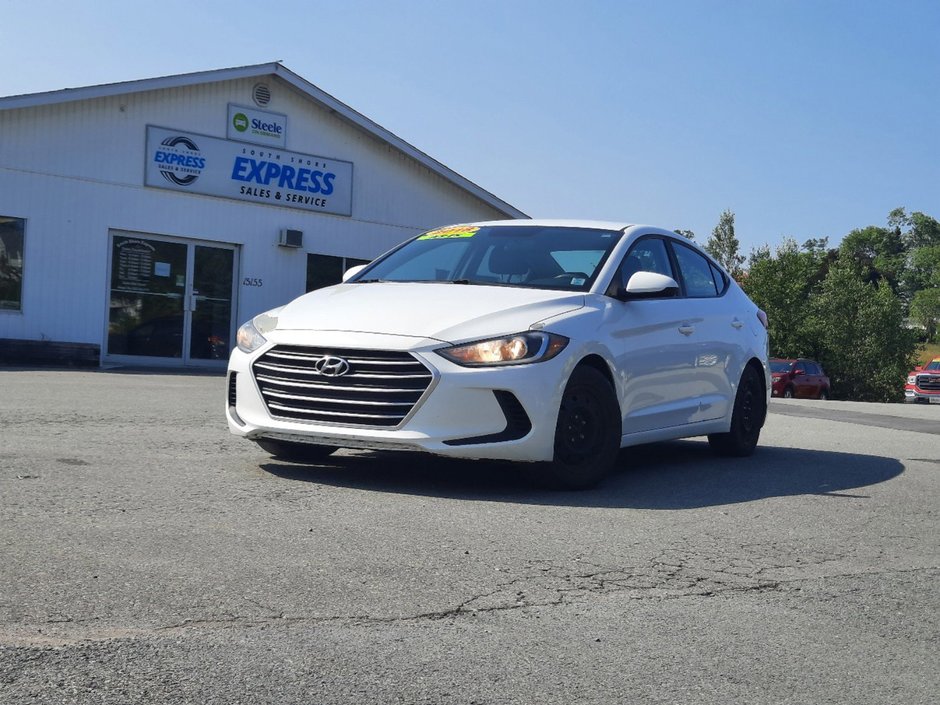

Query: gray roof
[0,62,527,219]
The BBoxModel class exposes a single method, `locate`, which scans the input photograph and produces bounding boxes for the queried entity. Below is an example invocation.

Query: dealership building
[0,63,524,368]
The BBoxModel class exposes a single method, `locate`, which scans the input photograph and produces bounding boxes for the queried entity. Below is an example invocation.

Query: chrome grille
[916,374,940,391]
[252,345,433,427]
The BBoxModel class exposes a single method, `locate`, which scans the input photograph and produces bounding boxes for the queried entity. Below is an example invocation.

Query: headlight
[436,331,569,367]
[908,375,917,384]
[235,308,282,353]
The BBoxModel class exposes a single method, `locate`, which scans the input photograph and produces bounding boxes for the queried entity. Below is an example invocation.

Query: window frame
[607,234,731,301]
[306,252,370,292]
[606,235,679,299]
[0,215,26,313]
[668,240,724,299]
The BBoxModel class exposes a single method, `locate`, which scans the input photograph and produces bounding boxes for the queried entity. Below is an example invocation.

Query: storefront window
[0,216,25,311]
[306,253,369,292]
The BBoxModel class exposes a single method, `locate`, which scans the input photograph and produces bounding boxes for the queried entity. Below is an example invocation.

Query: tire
[708,365,765,457]
[819,388,829,400]
[783,386,794,399]
[254,438,339,462]
[540,366,621,490]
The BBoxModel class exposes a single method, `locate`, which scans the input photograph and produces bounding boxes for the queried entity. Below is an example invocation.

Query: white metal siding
[0,76,514,349]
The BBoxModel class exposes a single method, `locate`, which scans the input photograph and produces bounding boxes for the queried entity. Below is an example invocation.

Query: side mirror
[619,271,680,299]
[794,368,806,376]
[914,366,924,372]
[342,264,368,282]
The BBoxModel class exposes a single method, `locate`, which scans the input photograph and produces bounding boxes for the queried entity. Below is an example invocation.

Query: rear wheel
[540,366,621,490]
[708,365,765,457]
[819,387,829,400]
[254,438,339,461]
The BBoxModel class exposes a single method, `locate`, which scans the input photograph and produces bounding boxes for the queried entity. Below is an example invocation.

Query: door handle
[731,319,744,329]
[678,324,695,336]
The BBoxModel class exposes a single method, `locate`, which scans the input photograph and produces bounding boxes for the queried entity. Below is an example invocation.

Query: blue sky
[2,0,937,255]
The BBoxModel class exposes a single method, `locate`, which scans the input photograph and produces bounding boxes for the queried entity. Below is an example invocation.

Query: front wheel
[708,365,766,457]
[540,366,621,490]
[819,388,829,400]
[254,438,339,462]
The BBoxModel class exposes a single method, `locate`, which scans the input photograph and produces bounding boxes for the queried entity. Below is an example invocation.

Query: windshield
[926,360,940,371]
[351,224,623,292]
[770,360,793,373]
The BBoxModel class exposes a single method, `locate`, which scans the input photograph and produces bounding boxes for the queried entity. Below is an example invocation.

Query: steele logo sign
[227,104,287,147]
[232,113,250,133]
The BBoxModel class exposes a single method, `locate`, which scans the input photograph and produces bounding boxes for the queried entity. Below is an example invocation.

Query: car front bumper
[904,387,940,403]
[226,330,572,462]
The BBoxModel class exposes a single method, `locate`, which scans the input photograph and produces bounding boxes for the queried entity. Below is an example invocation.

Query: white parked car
[227,220,770,489]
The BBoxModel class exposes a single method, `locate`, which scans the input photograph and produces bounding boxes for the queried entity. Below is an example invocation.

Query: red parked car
[770,358,831,399]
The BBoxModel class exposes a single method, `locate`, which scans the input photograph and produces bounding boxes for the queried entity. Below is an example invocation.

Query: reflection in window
[0,216,25,311]
[673,243,719,297]
[306,253,370,291]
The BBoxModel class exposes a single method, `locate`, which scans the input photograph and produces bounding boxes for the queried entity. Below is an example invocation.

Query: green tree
[885,207,940,302]
[838,225,906,292]
[809,262,918,402]
[705,209,744,275]
[741,238,824,358]
[910,288,940,342]
[673,229,695,240]
[890,207,940,250]
[907,245,940,293]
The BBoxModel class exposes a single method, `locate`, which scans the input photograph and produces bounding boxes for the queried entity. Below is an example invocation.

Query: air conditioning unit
[278,229,303,248]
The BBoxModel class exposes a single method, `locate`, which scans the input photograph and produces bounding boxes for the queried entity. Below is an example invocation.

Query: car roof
[460,218,636,231]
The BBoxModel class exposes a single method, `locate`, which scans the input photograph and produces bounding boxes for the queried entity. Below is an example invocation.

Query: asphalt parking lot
[1,369,938,705]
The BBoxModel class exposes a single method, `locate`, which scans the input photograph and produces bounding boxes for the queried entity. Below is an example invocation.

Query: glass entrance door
[190,245,234,361]
[106,233,237,366]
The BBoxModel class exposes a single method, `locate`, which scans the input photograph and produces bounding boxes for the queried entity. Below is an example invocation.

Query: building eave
[0,62,528,220]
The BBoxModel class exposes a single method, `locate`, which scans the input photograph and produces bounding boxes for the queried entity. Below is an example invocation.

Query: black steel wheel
[708,364,766,457]
[541,366,621,490]
[254,438,339,462]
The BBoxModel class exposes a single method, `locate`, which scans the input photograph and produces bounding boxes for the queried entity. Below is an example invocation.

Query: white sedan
[226,220,770,489]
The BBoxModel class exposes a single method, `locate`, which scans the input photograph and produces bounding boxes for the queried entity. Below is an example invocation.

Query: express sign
[145,126,353,216]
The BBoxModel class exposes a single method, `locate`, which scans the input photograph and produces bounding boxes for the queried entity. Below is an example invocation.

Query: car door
[804,361,821,397]
[666,241,737,421]
[793,361,810,397]
[600,237,712,436]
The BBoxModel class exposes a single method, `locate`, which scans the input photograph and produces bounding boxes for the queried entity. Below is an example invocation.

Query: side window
[672,243,719,297]
[0,215,25,311]
[709,262,728,295]
[614,237,674,292]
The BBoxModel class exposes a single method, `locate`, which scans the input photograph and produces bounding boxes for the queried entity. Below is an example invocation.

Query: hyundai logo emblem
[314,355,351,377]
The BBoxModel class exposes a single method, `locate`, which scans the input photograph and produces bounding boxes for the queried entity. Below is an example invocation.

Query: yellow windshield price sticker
[418,225,480,240]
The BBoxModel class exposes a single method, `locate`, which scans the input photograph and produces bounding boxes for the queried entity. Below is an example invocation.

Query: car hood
[273,282,586,343]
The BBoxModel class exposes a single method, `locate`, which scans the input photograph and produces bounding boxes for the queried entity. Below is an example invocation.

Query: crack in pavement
[4,565,936,648]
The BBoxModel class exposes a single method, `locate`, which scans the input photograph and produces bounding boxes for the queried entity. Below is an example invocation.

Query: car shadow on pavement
[259,440,904,509]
